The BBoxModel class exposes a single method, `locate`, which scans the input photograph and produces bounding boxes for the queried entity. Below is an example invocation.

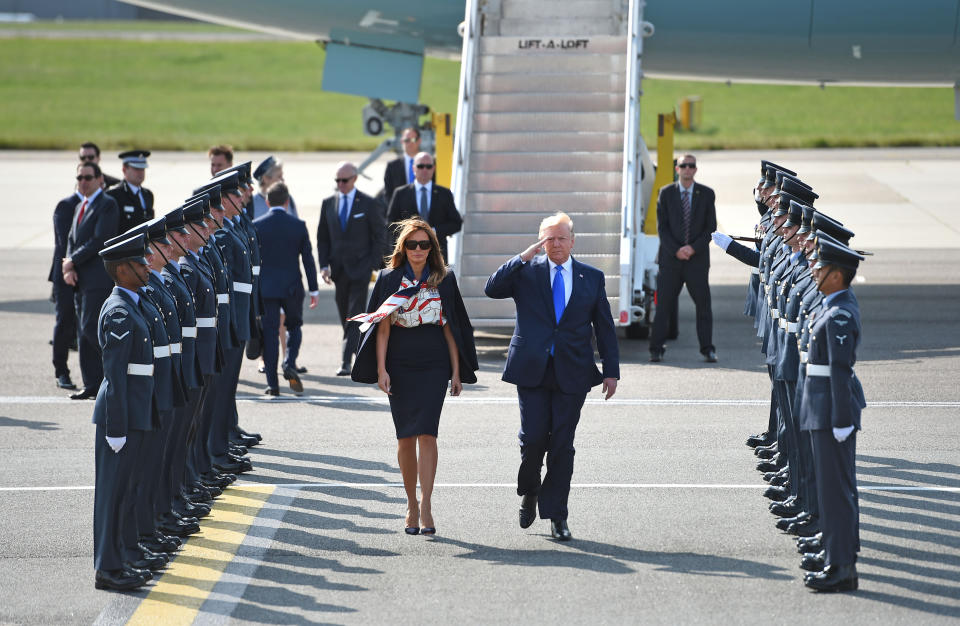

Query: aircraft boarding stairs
[452,0,638,326]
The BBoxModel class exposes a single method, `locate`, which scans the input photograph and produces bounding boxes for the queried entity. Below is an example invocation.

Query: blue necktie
[339,195,348,231]
[419,186,429,221]
[407,158,414,183]
[553,266,565,323]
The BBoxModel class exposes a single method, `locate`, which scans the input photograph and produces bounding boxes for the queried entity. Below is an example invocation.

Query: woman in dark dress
[350,218,478,535]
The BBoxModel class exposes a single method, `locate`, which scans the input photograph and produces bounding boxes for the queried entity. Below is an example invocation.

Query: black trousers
[649,257,714,354]
[208,346,243,463]
[516,358,587,521]
[74,287,112,391]
[810,429,859,567]
[93,425,144,572]
[334,275,369,367]
[51,280,76,377]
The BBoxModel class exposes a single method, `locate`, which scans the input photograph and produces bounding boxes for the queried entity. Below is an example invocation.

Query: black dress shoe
[283,365,304,392]
[335,365,351,376]
[763,485,789,501]
[519,494,538,529]
[755,446,778,460]
[770,473,789,487]
[123,564,152,581]
[129,554,166,572]
[56,374,77,390]
[229,443,248,456]
[804,563,858,592]
[746,432,772,448]
[232,434,259,448]
[69,388,96,400]
[703,350,718,363]
[264,386,279,397]
[236,427,262,442]
[95,569,145,591]
[296,365,308,374]
[800,550,826,572]
[157,518,200,537]
[756,460,780,473]
[776,512,811,531]
[770,501,803,518]
[550,519,572,541]
[649,350,664,363]
[140,534,178,554]
[787,521,821,537]
[797,537,823,554]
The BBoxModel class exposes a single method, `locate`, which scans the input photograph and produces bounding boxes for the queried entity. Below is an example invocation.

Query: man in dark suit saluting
[649,153,718,363]
[387,152,462,262]
[254,182,319,395]
[317,162,387,376]
[62,161,120,399]
[485,212,620,541]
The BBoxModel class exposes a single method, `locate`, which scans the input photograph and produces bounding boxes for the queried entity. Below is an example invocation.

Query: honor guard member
[799,240,866,592]
[107,150,155,232]
[92,234,156,591]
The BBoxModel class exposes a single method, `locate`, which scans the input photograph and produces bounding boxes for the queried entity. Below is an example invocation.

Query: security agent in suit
[318,161,387,375]
[799,240,866,592]
[107,150,154,233]
[387,152,462,263]
[485,212,620,541]
[383,126,433,206]
[51,189,81,389]
[254,182,320,394]
[649,154,718,362]
[78,141,121,188]
[91,234,155,591]
[62,161,120,399]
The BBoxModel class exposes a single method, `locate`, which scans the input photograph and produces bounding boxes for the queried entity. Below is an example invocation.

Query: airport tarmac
[0,149,957,624]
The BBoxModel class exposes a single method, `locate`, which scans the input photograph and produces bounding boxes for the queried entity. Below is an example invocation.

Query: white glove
[106,436,127,453]
[711,232,732,251]
[832,426,855,443]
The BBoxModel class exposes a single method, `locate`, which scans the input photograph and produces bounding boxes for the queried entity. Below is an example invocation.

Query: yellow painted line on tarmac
[127,485,275,625]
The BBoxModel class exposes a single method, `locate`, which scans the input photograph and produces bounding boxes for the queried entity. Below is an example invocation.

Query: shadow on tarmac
[0,415,60,430]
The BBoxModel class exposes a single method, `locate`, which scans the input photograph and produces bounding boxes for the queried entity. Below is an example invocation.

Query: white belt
[764,285,771,293]
[751,268,760,275]
[169,342,182,354]
[196,317,216,328]
[800,351,808,363]
[806,364,831,377]
[127,363,154,376]
[217,293,230,304]
[232,281,253,294]
[770,309,780,320]
[786,321,799,333]
[252,265,261,276]
[153,345,170,358]
[181,326,197,338]
[778,318,786,329]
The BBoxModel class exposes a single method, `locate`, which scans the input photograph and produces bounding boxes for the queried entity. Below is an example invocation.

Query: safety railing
[448,0,482,274]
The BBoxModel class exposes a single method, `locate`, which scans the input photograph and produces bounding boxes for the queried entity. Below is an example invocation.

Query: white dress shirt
[547,256,573,307]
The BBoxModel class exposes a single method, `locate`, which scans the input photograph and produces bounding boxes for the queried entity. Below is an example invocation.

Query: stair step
[501,0,619,20]
[459,273,621,297]
[461,232,620,255]
[469,171,621,193]
[460,252,619,276]
[470,152,623,173]
[468,193,620,213]
[475,92,624,114]
[498,18,622,37]
[473,112,624,133]
[477,72,626,93]
[473,131,623,152]
[480,35,627,56]
[478,54,626,75]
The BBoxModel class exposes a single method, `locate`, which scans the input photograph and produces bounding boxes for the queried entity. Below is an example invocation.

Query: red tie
[76,200,88,225]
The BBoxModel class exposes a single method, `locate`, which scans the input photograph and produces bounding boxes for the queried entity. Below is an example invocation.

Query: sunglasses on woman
[403,240,432,251]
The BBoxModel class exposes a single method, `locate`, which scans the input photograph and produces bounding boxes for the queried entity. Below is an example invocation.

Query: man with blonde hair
[485,211,620,541]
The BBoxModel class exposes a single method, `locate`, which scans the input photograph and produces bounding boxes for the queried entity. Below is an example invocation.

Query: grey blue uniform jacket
[799,289,866,431]
[92,288,154,437]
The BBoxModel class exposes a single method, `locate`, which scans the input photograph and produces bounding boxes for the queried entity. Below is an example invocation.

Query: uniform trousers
[261,288,304,389]
[334,275,369,367]
[93,425,144,571]
[516,358,587,521]
[649,256,714,354]
[75,287,112,390]
[51,280,76,377]
[810,430,860,567]
[209,345,243,462]
[774,380,801,501]
[130,413,167,558]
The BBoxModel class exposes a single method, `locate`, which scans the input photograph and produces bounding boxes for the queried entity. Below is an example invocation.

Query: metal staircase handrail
[617,0,645,325]
[448,0,482,274]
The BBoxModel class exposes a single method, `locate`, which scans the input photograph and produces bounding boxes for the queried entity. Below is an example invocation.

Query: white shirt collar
[415,180,432,194]
[679,181,695,193]
[82,187,102,204]
[339,188,357,203]
[547,256,573,275]
[269,205,286,212]
[127,182,141,194]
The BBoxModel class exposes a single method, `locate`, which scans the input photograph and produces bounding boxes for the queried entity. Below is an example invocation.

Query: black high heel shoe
[405,507,420,535]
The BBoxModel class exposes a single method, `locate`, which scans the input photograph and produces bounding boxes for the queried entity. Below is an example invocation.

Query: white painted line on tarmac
[1,395,957,408]
[3,483,958,492]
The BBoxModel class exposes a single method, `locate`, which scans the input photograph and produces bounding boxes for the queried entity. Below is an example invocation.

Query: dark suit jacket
[352,268,479,384]
[383,157,410,207]
[66,190,120,291]
[107,180,154,233]
[317,190,387,282]
[50,194,81,283]
[656,182,717,266]
[485,254,619,394]
[254,209,319,298]
[387,183,462,261]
